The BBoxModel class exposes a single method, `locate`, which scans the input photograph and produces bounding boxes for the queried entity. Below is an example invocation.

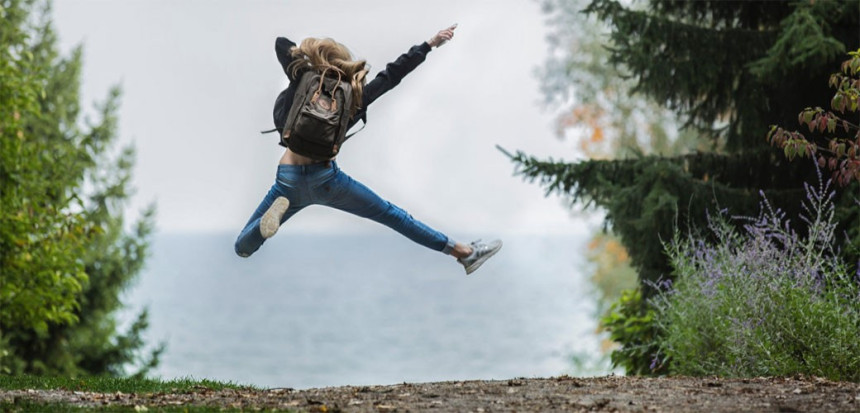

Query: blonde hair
[289,38,368,116]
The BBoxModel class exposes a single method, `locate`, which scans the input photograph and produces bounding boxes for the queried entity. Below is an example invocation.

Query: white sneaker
[458,239,503,275]
[260,196,290,239]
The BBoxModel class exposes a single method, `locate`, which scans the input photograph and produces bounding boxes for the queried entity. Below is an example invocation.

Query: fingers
[429,24,457,48]
[439,23,457,39]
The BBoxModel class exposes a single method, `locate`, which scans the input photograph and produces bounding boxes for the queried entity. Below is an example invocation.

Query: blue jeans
[234,161,456,257]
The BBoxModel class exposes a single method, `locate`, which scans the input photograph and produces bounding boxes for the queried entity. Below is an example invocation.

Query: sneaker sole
[260,197,290,239]
[465,241,503,275]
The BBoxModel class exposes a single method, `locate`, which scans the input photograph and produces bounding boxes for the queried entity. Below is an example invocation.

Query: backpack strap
[344,110,368,140]
[314,67,344,111]
[261,113,364,137]
[345,117,366,140]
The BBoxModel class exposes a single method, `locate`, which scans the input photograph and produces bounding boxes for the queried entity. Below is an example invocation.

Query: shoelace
[471,240,486,255]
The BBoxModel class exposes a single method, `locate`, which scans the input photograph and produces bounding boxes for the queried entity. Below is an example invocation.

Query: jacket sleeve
[276,37,298,81]
[357,42,433,114]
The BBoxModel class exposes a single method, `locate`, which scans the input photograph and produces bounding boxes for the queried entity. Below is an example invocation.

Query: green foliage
[582,0,857,151]
[599,289,661,375]
[519,0,860,377]
[653,180,860,381]
[538,0,701,158]
[0,376,261,413]
[0,0,160,376]
[502,147,817,290]
[0,0,88,342]
[0,401,270,413]
[750,1,851,78]
[0,375,254,393]
[514,0,860,289]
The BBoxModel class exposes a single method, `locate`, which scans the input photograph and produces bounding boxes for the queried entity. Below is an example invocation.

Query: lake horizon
[120,230,608,389]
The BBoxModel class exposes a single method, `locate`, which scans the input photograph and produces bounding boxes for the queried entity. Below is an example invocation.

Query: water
[123,231,602,389]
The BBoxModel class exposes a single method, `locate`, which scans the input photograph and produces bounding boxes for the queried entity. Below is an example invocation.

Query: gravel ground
[3,375,860,412]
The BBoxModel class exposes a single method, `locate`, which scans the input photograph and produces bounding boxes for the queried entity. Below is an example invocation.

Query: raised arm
[275,37,298,81]
[350,25,458,126]
[360,42,432,107]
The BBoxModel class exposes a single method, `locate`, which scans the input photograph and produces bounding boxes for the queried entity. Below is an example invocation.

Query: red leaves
[767,126,816,161]
[831,94,843,113]
[795,107,838,133]
[849,55,860,75]
[770,50,860,186]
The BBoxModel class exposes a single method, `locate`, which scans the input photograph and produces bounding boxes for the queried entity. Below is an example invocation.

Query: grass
[0,375,256,393]
[0,375,278,412]
[0,399,267,412]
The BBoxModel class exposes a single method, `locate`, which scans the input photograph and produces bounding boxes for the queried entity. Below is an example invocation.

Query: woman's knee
[374,203,420,229]
[234,241,252,258]
[234,233,261,258]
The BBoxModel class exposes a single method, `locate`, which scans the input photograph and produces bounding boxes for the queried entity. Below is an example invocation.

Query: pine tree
[0,0,161,375]
[537,0,703,313]
[510,0,860,292]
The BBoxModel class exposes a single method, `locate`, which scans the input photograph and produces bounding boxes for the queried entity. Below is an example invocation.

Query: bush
[652,172,860,381]
[0,0,159,376]
[600,288,663,375]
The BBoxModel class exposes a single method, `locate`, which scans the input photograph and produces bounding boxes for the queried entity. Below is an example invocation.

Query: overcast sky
[51,0,593,237]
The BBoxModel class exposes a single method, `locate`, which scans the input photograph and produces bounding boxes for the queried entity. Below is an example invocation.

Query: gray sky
[52,0,591,236]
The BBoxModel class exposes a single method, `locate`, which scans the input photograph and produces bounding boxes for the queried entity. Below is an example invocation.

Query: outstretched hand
[428,24,458,48]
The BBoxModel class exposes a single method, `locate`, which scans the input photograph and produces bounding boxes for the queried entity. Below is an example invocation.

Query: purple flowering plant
[650,168,860,381]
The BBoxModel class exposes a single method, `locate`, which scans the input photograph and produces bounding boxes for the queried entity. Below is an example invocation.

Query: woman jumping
[234,24,502,275]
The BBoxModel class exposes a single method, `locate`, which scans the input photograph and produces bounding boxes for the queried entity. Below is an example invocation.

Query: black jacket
[272,37,433,143]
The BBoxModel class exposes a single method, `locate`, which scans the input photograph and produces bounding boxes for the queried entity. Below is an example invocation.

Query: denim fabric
[235,162,455,257]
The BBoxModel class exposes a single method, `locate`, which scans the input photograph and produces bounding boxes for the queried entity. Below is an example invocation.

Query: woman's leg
[320,166,502,274]
[319,167,457,254]
[235,186,283,257]
[234,166,307,257]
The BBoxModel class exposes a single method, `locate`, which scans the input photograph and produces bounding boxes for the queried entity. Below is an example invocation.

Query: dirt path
[3,375,860,412]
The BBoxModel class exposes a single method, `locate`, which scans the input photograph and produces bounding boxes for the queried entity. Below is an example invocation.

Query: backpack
[281,68,354,160]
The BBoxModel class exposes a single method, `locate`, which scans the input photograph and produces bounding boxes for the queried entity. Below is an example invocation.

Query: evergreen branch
[584,0,779,35]
[503,147,809,288]
[504,148,807,218]
[582,0,784,151]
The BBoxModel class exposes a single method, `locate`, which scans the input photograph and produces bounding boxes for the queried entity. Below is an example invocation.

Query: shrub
[600,288,663,375]
[652,172,860,381]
